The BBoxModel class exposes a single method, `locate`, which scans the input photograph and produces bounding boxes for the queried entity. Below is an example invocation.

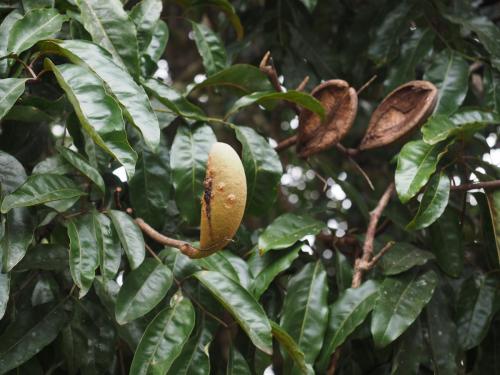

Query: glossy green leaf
[371,270,438,348]
[1,208,35,272]
[0,78,28,120]
[456,275,498,350]
[423,50,469,115]
[0,304,68,374]
[0,10,22,76]
[130,0,162,51]
[7,8,64,54]
[270,322,314,375]
[422,111,500,145]
[115,258,173,324]
[194,251,240,286]
[385,28,434,91]
[191,21,227,76]
[0,150,26,195]
[47,61,137,178]
[76,0,140,77]
[390,320,426,375]
[192,64,272,94]
[108,209,145,269]
[170,124,216,225]
[407,172,450,230]
[144,20,168,62]
[280,261,328,373]
[299,0,317,12]
[0,273,9,319]
[130,296,195,375]
[395,140,448,203]
[17,244,68,271]
[485,189,500,264]
[426,285,460,374]
[227,90,324,119]
[67,214,100,298]
[31,155,72,175]
[1,174,84,213]
[195,270,273,354]
[430,209,463,277]
[22,0,54,10]
[95,213,121,279]
[129,141,171,229]
[188,0,243,40]
[57,146,105,192]
[250,244,301,299]
[317,280,379,372]
[227,346,251,375]
[143,78,207,120]
[334,251,353,292]
[234,126,282,215]
[376,242,435,276]
[40,39,160,151]
[258,213,324,254]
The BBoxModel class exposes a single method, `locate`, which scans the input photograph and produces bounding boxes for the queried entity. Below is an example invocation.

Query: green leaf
[95,213,121,279]
[258,213,324,254]
[194,252,241,286]
[430,208,463,277]
[298,0,317,13]
[368,1,416,65]
[426,285,460,374]
[227,90,325,119]
[129,140,171,229]
[22,0,54,11]
[0,78,28,120]
[170,124,216,225]
[115,258,173,324]
[67,213,100,298]
[108,209,145,270]
[270,322,314,375]
[390,320,426,375]
[385,28,434,91]
[0,273,9,319]
[376,242,435,276]
[0,150,26,195]
[422,111,500,145]
[130,0,163,51]
[1,208,35,272]
[32,155,72,176]
[143,78,207,120]
[250,244,301,299]
[0,10,22,76]
[1,174,84,213]
[317,280,379,372]
[192,64,272,94]
[7,8,64,55]
[130,296,195,375]
[40,40,160,151]
[187,0,243,40]
[371,270,438,348]
[234,126,282,215]
[280,261,328,373]
[195,270,273,354]
[227,346,251,375]
[57,146,105,192]
[0,304,68,374]
[334,251,353,291]
[144,20,168,62]
[76,0,140,77]
[395,140,448,203]
[456,275,498,350]
[423,50,469,115]
[17,244,68,271]
[407,172,450,230]
[191,21,227,76]
[485,185,500,265]
[47,61,137,178]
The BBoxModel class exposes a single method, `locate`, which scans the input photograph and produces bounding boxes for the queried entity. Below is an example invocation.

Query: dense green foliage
[0,0,499,374]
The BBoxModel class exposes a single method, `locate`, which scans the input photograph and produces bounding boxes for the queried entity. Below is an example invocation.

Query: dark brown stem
[295,75,310,91]
[135,218,203,258]
[356,74,377,96]
[275,135,298,152]
[451,180,500,191]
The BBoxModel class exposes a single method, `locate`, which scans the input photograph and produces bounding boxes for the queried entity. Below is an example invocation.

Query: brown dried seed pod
[359,80,438,150]
[297,80,358,158]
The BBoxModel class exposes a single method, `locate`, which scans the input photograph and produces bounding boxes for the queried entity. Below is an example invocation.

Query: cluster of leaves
[0,0,499,374]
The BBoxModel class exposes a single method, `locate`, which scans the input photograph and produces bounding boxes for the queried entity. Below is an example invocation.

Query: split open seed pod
[297,79,358,158]
[199,142,247,255]
[359,80,438,150]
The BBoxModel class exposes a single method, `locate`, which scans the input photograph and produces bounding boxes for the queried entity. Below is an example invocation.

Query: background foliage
[0,0,499,374]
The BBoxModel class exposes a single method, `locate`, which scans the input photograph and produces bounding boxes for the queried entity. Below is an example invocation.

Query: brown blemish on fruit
[217,182,225,191]
[224,193,236,208]
[203,174,213,231]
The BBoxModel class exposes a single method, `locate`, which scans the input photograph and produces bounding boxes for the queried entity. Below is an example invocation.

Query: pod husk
[297,80,358,158]
[359,80,438,150]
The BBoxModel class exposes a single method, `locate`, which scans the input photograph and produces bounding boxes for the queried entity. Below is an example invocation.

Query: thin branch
[356,74,377,96]
[275,134,298,152]
[295,75,310,91]
[451,180,500,191]
[145,243,163,263]
[135,218,202,258]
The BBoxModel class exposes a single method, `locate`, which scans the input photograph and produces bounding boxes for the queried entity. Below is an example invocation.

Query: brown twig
[356,74,377,96]
[295,76,310,91]
[135,218,203,258]
[450,180,500,191]
[275,135,298,152]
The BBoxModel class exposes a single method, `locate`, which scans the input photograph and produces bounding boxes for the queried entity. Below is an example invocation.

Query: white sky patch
[301,234,316,246]
[290,116,299,129]
[51,124,65,137]
[300,244,313,255]
[194,73,206,84]
[268,138,278,148]
[113,166,128,182]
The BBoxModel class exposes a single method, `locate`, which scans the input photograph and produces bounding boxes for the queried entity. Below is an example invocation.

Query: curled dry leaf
[297,80,358,158]
[359,80,438,150]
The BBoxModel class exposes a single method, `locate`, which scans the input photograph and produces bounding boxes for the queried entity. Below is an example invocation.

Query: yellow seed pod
[199,142,247,254]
